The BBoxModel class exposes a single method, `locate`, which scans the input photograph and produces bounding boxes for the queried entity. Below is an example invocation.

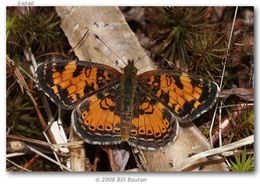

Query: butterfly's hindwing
[71,85,122,145]
[128,87,178,150]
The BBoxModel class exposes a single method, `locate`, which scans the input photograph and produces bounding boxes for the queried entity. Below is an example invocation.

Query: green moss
[230,148,254,172]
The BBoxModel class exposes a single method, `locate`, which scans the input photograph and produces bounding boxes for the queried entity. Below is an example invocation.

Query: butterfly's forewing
[128,87,178,150]
[35,60,121,109]
[72,85,122,145]
[138,70,219,122]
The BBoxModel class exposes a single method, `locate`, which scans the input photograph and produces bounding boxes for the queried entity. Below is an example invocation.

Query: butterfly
[35,59,219,150]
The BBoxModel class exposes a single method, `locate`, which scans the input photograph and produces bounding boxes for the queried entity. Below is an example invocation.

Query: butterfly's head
[124,59,137,75]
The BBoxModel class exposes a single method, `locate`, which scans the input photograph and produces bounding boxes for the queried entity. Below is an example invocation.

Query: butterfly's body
[36,59,219,150]
[118,60,138,141]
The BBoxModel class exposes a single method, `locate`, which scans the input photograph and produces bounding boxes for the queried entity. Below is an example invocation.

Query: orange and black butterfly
[36,59,219,150]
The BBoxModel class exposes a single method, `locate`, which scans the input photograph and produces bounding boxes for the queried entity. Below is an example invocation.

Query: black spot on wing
[96,91,105,99]
[199,82,211,102]
[159,90,170,105]
[149,98,157,105]
[182,100,194,115]
[173,76,183,89]
[96,68,108,87]
[72,66,83,77]
[84,82,96,95]
[190,78,201,87]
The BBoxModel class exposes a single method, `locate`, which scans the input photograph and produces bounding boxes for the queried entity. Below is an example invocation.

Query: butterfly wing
[35,60,121,109]
[138,70,219,122]
[72,84,122,145]
[128,87,178,150]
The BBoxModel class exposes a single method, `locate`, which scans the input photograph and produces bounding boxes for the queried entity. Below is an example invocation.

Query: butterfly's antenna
[134,52,150,65]
[94,34,127,66]
[70,29,89,53]
[135,52,150,72]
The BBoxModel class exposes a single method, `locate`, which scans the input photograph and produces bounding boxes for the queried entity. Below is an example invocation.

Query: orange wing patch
[36,60,121,109]
[138,71,219,122]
